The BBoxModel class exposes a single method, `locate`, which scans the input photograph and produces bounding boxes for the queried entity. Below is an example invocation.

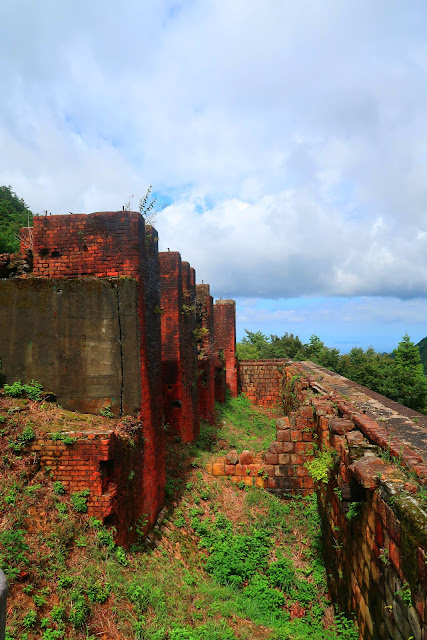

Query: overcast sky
[2,0,427,351]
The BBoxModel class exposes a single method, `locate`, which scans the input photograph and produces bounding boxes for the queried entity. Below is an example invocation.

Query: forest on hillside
[237,331,427,414]
[0,185,33,254]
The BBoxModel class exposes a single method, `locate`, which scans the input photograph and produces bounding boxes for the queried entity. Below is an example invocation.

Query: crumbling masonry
[0,211,237,543]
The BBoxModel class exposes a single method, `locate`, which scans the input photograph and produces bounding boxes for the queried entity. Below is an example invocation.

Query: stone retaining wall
[210,359,427,639]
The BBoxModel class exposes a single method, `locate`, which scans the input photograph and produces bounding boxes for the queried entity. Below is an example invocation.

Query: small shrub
[57,575,73,590]
[87,580,111,604]
[22,609,37,629]
[100,405,114,418]
[4,380,43,401]
[115,546,128,566]
[305,447,336,483]
[244,574,286,616]
[71,489,90,513]
[268,556,295,589]
[50,432,77,445]
[8,426,35,453]
[52,481,65,495]
[69,589,89,628]
[96,526,116,550]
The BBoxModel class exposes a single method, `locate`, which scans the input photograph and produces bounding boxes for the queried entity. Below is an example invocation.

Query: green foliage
[386,334,427,412]
[70,489,90,513]
[0,528,29,582]
[3,379,43,401]
[244,573,286,616]
[52,481,65,496]
[268,556,296,589]
[395,582,412,606]
[192,515,271,588]
[305,448,336,484]
[215,393,275,451]
[100,404,114,418]
[237,330,427,411]
[8,426,35,453]
[345,502,361,521]
[115,546,128,565]
[69,589,89,628]
[22,609,37,629]
[50,432,77,445]
[86,580,111,604]
[0,185,33,253]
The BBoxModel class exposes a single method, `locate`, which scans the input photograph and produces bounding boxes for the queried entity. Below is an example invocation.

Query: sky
[2,0,427,352]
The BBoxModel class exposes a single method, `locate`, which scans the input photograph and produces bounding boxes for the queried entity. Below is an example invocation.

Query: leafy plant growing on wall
[305,447,336,484]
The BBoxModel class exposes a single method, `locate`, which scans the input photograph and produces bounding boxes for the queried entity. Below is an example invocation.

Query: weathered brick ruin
[195,283,216,423]
[233,360,427,639]
[0,211,237,542]
[2,213,427,638]
[159,251,199,443]
[214,299,238,399]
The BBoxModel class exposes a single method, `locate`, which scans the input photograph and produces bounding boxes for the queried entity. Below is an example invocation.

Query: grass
[214,394,278,453]
[0,389,357,639]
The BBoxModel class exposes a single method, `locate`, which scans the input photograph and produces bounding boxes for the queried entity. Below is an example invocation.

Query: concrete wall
[0,278,141,416]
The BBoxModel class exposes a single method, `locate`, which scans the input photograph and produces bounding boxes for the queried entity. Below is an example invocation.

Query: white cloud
[1,0,427,302]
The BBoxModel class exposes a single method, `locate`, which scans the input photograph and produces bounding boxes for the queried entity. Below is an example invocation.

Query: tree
[384,334,427,412]
[0,186,33,253]
[236,330,269,360]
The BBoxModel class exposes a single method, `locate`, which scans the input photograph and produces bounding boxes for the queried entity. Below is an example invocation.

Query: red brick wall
[32,419,146,547]
[211,359,427,637]
[284,363,427,639]
[181,262,199,441]
[238,359,288,407]
[28,212,144,278]
[139,225,164,525]
[196,284,215,423]
[214,300,238,397]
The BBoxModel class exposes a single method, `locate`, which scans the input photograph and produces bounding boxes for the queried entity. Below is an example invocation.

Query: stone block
[212,463,225,476]
[239,450,253,465]
[225,464,237,475]
[264,452,279,465]
[348,455,388,490]
[242,476,254,486]
[299,405,313,419]
[225,450,239,464]
[277,430,291,442]
[329,418,354,435]
[276,416,290,429]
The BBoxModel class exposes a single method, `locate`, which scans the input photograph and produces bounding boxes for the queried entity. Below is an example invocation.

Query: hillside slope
[0,391,357,640]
